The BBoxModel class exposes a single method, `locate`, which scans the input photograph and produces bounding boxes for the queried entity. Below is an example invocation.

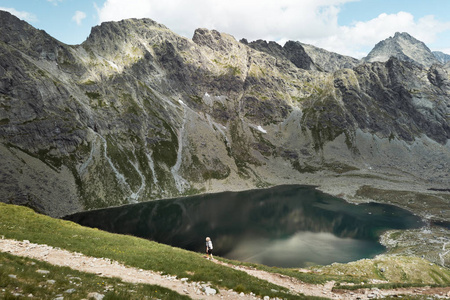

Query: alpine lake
[65,185,424,268]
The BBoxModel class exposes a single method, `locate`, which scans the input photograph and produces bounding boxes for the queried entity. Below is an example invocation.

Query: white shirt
[206,240,213,249]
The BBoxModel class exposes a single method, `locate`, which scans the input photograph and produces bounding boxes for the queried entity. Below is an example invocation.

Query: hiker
[205,237,213,260]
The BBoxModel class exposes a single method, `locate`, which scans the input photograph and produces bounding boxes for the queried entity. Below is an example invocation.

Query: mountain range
[0,10,448,218]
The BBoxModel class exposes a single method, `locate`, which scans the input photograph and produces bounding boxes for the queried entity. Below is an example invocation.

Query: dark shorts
[207,248,213,255]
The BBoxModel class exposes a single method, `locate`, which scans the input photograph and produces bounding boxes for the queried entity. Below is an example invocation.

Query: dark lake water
[65,185,424,268]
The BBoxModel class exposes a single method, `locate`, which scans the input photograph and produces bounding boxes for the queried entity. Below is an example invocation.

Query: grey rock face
[0,11,449,217]
[433,51,450,64]
[246,40,318,71]
[299,42,360,72]
[363,32,441,67]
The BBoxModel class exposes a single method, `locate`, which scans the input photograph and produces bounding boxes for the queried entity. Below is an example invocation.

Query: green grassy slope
[0,251,188,299]
[1,202,449,299]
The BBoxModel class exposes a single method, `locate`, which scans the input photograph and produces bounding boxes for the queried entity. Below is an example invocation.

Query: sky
[1,0,450,58]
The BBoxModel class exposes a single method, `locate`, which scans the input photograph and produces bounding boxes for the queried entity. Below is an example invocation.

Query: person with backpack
[205,237,213,260]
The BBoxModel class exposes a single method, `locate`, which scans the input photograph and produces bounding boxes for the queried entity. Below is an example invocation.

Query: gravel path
[1,238,449,299]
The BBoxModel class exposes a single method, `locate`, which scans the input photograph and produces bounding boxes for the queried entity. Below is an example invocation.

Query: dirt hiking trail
[1,238,449,299]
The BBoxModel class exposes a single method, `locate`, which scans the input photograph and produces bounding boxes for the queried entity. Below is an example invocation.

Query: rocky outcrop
[433,51,450,64]
[299,42,360,72]
[363,32,441,67]
[0,10,449,217]
[245,39,318,71]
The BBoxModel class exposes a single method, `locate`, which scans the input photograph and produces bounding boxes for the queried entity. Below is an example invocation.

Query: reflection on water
[65,185,424,267]
[227,232,383,267]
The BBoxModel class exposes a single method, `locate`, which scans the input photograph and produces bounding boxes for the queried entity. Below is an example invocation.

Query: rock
[46,280,56,284]
[36,270,50,274]
[202,286,216,296]
[64,288,76,294]
[8,274,17,279]
[87,292,105,300]
[363,32,440,67]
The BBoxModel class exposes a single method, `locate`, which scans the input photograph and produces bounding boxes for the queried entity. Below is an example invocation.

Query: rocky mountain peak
[246,39,317,71]
[363,31,440,67]
[0,10,64,60]
[433,51,450,64]
[84,18,169,46]
[192,28,242,54]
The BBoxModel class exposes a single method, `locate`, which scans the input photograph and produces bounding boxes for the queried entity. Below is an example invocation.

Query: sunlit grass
[0,251,188,299]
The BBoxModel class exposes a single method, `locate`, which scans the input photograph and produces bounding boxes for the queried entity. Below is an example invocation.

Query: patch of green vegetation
[85,91,101,100]
[36,69,47,78]
[0,203,313,299]
[389,132,395,142]
[291,96,308,103]
[389,231,402,240]
[190,155,230,181]
[81,79,96,85]
[301,93,348,151]
[338,173,386,180]
[332,282,445,291]
[151,122,178,168]
[218,257,364,285]
[121,93,142,115]
[355,186,450,217]
[59,60,74,69]
[429,269,450,285]
[309,255,450,285]
[0,251,187,300]
[292,161,318,173]
[225,65,241,76]
[189,95,203,104]
[5,143,62,172]
[105,135,141,191]
[323,162,359,174]
[255,180,272,189]
[181,186,206,197]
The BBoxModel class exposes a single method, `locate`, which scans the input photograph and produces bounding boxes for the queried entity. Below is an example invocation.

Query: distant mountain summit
[363,32,440,67]
[433,51,450,64]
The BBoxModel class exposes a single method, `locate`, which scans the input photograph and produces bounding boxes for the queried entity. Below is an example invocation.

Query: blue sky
[1,0,450,58]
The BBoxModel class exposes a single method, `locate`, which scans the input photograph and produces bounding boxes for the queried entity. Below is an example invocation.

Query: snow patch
[257,125,267,133]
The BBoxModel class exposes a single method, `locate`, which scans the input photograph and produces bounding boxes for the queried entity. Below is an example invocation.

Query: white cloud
[72,11,87,26]
[436,48,450,55]
[47,0,63,5]
[95,0,450,58]
[96,0,354,40]
[308,12,450,58]
[0,7,38,22]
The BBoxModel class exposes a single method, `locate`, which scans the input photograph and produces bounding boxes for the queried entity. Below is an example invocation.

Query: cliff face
[0,11,449,217]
